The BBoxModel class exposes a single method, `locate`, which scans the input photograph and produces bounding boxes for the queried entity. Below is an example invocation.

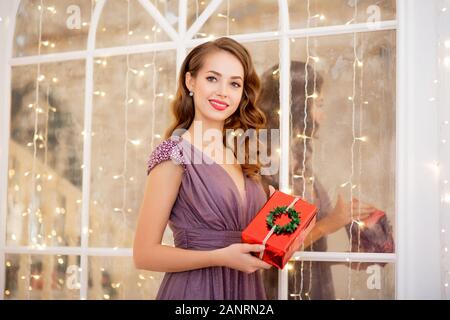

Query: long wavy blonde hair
[165,37,267,180]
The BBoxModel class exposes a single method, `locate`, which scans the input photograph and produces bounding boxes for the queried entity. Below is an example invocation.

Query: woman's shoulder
[146,137,186,175]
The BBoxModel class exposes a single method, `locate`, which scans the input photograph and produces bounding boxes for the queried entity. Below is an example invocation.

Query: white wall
[396,0,442,299]
[0,0,20,301]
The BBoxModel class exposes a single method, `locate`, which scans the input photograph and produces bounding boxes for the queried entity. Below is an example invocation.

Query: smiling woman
[133,37,273,300]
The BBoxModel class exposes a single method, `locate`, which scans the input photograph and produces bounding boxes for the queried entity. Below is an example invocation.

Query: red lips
[209,99,229,111]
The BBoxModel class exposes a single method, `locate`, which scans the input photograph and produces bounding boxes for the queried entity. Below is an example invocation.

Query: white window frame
[0,0,442,300]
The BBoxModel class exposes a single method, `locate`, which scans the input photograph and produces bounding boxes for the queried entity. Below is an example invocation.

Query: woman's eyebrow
[206,70,243,80]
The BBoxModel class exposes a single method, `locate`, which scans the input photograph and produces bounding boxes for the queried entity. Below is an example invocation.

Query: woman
[133,37,273,299]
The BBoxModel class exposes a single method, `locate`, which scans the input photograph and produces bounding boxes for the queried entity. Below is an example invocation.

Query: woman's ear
[185,71,194,92]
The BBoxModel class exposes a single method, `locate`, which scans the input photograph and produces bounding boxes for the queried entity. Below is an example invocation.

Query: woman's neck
[185,118,225,148]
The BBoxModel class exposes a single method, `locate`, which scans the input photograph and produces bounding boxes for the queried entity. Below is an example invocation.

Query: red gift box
[242,190,318,269]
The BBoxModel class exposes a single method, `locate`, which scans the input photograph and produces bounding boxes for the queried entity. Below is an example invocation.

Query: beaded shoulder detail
[146,138,186,175]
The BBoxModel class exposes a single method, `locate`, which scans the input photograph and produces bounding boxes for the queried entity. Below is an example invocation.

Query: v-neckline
[179,136,248,209]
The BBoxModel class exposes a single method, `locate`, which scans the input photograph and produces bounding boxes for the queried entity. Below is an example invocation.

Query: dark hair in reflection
[257,61,323,193]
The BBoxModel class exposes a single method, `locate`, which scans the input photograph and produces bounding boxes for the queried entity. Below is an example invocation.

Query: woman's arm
[133,160,218,272]
[303,194,376,248]
[133,160,272,273]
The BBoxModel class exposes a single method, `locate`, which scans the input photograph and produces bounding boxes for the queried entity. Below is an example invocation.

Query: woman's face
[185,50,244,124]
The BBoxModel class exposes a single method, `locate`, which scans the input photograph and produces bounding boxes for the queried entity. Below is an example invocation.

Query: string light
[292,0,315,300]
[346,0,361,300]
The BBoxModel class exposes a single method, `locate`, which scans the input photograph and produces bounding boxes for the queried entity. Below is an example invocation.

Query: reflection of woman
[258,61,376,300]
[133,37,272,300]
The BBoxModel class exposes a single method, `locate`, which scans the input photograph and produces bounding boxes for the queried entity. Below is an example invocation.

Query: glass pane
[4,254,80,300]
[194,0,279,39]
[9,60,85,247]
[187,0,211,36]
[89,51,177,247]
[289,0,396,29]
[287,261,395,300]
[88,256,164,299]
[259,30,396,253]
[13,0,94,57]
[96,0,172,49]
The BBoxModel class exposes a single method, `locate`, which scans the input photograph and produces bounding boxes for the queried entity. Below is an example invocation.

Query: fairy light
[352,12,367,293]
[20,0,49,298]
[220,0,231,36]
[346,0,360,300]
[294,0,313,301]
[444,56,450,68]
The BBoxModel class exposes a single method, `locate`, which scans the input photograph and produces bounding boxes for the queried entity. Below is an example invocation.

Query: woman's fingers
[354,212,372,220]
[352,198,376,209]
[250,255,272,269]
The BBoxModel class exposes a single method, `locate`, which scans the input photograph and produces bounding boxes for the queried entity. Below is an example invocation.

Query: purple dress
[146,135,268,300]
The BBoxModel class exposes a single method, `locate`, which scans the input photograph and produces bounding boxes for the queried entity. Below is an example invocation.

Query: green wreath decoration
[266,206,301,235]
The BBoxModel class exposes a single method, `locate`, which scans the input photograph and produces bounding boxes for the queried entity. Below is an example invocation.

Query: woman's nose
[216,81,228,97]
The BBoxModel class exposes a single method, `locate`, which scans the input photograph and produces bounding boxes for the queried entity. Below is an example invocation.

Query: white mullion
[185,0,223,40]
[10,43,177,67]
[10,51,87,66]
[0,0,21,301]
[278,0,290,301]
[176,0,187,77]
[3,246,132,257]
[93,41,176,58]
[292,251,396,263]
[395,0,412,300]
[138,0,179,42]
[3,245,395,263]
[79,0,106,300]
[286,20,397,38]
[9,21,398,67]
[179,0,187,38]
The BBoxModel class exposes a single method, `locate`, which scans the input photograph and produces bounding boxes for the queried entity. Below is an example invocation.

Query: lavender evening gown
[146,135,268,300]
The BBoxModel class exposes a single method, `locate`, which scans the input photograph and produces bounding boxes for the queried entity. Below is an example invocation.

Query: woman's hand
[214,243,272,274]
[319,194,377,236]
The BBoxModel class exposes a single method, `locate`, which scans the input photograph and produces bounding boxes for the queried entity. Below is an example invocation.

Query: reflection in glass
[287,261,395,300]
[289,0,396,29]
[4,254,80,300]
[89,51,176,247]
[259,31,396,253]
[291,31,396,253]
[193,0,279,39]
[96,0,173,49]
[13,0,94,57]
[9,60,85,247]
[88,256,164,299]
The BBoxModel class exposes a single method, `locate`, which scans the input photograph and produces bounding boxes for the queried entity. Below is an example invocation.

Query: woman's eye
[206,76,241,88]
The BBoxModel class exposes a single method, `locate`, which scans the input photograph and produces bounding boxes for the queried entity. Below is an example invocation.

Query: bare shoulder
[147,156,184,185]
